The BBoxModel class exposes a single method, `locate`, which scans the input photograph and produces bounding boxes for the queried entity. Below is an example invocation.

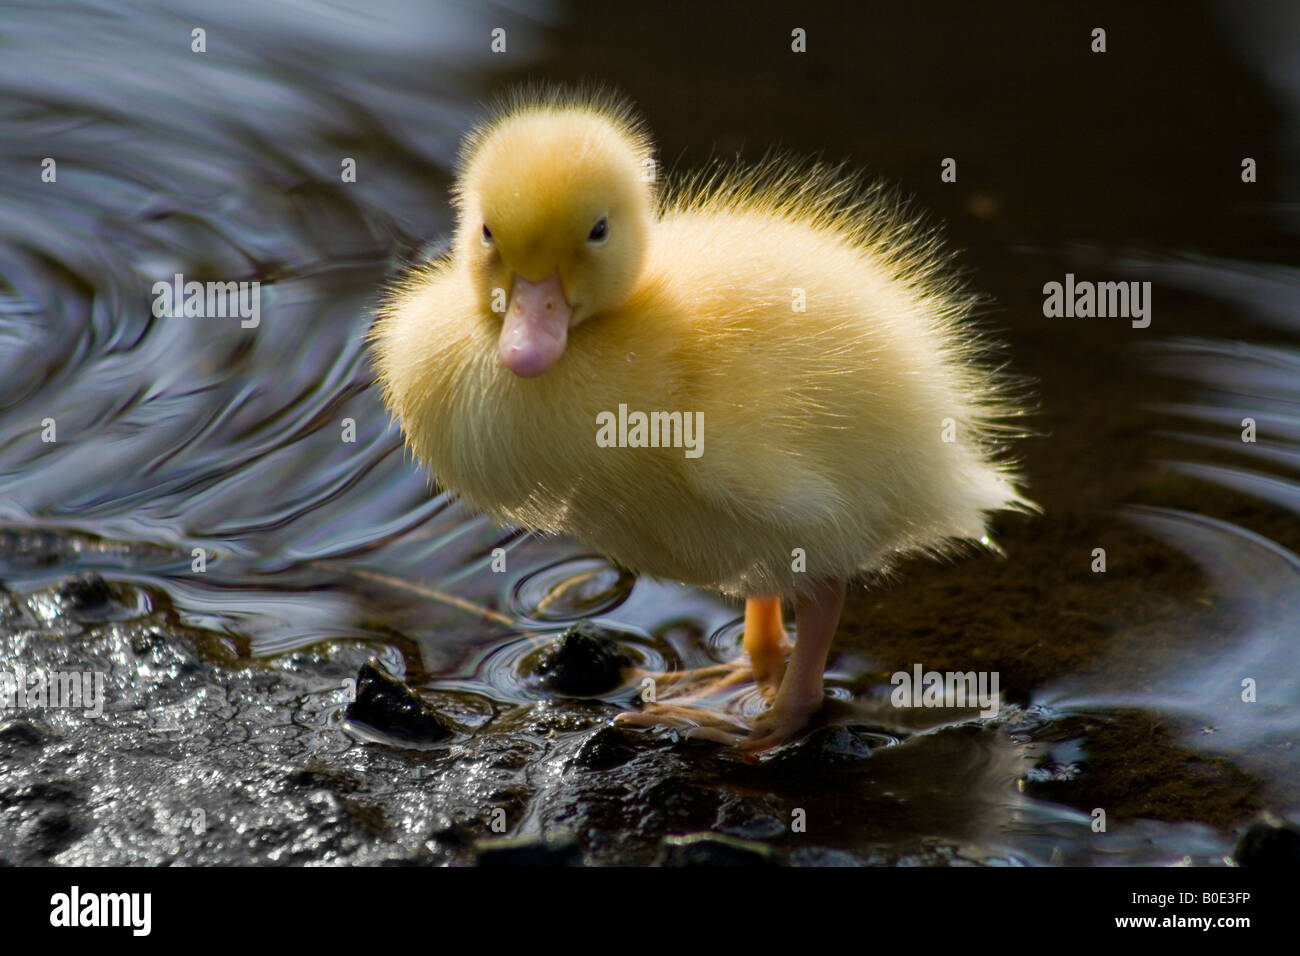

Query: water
[1,0,1298,865]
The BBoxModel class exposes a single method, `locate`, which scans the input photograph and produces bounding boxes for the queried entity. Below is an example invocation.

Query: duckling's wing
[681,440,845,530]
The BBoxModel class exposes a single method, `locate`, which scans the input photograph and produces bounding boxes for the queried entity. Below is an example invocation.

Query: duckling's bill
[498,272,572,377]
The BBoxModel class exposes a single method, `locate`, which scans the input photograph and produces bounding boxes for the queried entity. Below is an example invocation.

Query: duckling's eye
[587,218,608,244]
[481,224,493,246]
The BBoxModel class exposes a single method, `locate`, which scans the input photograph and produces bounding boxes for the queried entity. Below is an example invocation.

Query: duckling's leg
[739,578,845,752]
[742,594,793,696]
[619,594,790,705]
[615,581,845,752]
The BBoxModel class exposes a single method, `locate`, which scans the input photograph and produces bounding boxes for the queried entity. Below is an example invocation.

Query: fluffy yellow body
[372,96,1030,598]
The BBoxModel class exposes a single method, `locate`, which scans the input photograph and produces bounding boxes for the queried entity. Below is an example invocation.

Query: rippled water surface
[2,0,1298,865]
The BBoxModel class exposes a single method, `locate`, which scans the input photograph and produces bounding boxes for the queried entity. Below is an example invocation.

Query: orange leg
[741,578,845,751]
[743,594,792,696]
[616,581,845,752]
[618,594,790,705]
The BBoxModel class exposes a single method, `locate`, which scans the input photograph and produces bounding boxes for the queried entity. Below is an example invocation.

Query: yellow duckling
[371,89,1032,751]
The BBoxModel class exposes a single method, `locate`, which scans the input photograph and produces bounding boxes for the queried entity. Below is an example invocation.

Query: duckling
[370,89,1033,752]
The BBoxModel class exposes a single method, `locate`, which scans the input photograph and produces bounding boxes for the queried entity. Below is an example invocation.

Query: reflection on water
[1043,253,1300,803]
[0,0,550,650]
[1,0,1298,865]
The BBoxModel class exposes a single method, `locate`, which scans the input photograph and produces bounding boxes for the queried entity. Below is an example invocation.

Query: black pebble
[568,725,639,771]
[55,571,113,610]
[0,719,50,749]
[344,662,453,744]
[528,621,633,697]
[20,807,80,856]
[1235,814,1300,867]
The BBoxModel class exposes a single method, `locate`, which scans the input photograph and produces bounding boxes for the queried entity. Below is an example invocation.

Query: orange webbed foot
[615,582,845,754]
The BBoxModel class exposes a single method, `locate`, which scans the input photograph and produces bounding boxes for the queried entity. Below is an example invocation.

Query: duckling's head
[454,96,655,377]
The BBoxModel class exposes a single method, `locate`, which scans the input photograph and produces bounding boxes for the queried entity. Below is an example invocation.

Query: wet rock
[474,832,582,866]
[657,833,784,866]
[268,790,369,863]
[525,621,633,696]
[285,764,363,793]
[788,846,867,866]
[345,662,454,744]
[17,807,82,859]
[0,778,84,808]
[54,571,113,613]
[810,724,881,759]
[515,698,611,736]
[767,723,886,771]
[0,718,51,750]
[714,797,787,841]
[459,734,541,772]
[131,629,168,655]
[1235,814,1300,867]
[428,814,477,849]
[342,797,391,837]
[568,725,639,771]
[0,552,478,866]
[641,775,718,827]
